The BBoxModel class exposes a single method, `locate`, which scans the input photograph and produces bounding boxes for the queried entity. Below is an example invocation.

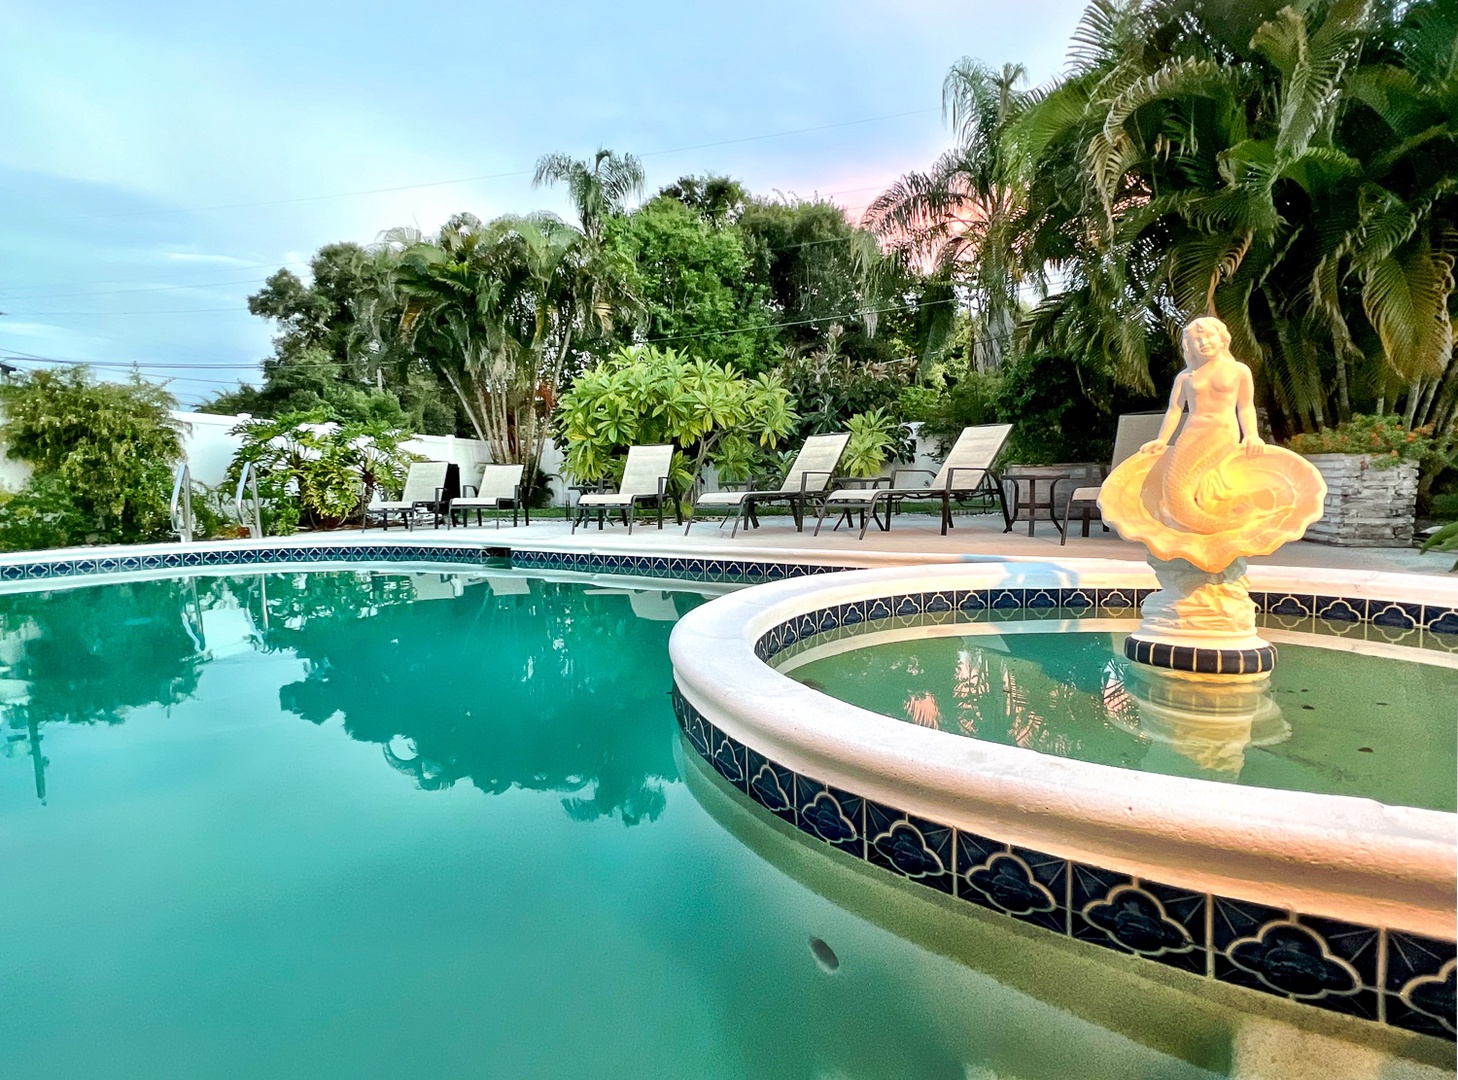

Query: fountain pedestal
[1124,556,1275,677]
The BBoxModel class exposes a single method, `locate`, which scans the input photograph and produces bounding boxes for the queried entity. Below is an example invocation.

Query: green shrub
[554,345,797,496]
[842,409,901,478]
[0,369,184,551]
[916,370,1004,456]
[227,412,416,532]
[1421,520,1458,572]
[773,347,914,461]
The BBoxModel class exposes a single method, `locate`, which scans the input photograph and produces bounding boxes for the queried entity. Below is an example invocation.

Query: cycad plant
[878,0,1457,443]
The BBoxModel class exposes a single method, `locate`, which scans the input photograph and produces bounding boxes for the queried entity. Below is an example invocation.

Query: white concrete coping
[669,559,1458,939]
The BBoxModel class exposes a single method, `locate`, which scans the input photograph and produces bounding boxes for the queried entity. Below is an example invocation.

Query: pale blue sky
[1,0,1088,406]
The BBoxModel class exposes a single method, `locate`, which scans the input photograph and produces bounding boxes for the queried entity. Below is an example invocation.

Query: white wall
[1,410,573,505]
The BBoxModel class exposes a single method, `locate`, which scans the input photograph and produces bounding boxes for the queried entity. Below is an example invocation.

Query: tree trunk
[1403,379,1424,429]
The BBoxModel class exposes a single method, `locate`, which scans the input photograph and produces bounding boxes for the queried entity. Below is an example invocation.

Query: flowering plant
[1287,414,1445,470]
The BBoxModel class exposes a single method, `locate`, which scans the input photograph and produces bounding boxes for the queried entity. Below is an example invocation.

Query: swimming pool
[0,568,1449,1078]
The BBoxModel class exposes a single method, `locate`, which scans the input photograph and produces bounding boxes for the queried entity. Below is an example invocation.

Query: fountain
[1097,317,1327,678]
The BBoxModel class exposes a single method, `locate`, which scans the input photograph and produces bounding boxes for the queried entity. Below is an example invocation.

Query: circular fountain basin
[669,559,1458,944]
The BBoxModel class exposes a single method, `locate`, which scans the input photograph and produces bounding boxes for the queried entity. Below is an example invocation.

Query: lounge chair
[685,432,851,537]
[448,464,527,528]
[373,461,451,530]
[573,444,675,534]
[812,423,1012,539]
[1059,412,1170,543]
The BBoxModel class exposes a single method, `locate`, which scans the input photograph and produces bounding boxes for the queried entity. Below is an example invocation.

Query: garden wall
[0,410,569,506]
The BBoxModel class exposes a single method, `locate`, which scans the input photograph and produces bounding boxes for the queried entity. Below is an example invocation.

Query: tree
[866,60,1034,373]
[389,212,610,495]
[738,197,904,366]
[203,243,461,434]
[605,196,779,370]
[0,368,184,550]
[657,174,750,225]
[874,0,1457,460]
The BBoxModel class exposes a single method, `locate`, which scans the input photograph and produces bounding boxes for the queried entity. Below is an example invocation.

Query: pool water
[0,571,1432,1079]
[783,626,1458,812]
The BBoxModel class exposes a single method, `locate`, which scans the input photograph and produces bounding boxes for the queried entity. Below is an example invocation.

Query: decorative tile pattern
[673,687,1456,1042]
[865,802,955,894]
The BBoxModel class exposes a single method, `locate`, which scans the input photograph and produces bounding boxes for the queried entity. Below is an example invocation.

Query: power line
[4,275,272,302]
[14,306,247,316]
[75,107,938,219]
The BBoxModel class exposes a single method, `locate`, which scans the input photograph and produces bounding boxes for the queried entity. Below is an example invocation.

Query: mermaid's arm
[1237,365,1264,454]
[1140,373,1188,453]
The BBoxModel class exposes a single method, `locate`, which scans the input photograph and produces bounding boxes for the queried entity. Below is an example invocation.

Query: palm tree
[386,212,593,489]
[1007,0,1455,436]
[864,60,1033,372]
[532,148,645,244]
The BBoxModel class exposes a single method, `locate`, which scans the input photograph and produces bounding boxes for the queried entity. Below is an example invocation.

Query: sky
[0,0,1090,408]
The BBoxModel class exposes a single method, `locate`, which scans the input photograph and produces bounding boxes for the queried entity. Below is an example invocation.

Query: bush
[773,339,915,461]
[842,409,901,478]
[227,412,416,532]
[1287,415,1447,469]
[554,345,797,495]
[916,370,1004,456]
[0,368,184,551]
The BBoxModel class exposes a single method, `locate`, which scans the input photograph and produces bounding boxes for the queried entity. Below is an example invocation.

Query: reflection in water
[0,572,698,824]
[787,626,1458,809]
[1107,667,1289,776]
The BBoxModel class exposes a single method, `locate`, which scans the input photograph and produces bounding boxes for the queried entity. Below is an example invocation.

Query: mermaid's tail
[1099,445,1327,573]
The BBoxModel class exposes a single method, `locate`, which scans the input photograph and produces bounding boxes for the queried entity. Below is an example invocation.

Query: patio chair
[1059,412,1169,543]
[812,423,1012,539]
[573,444,675,534]
[684,432,851,537]
[448,464,527,528]
[373,461,452,531]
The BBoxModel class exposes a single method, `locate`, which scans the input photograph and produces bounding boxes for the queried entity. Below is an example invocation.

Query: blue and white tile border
[669,560,1458,1042]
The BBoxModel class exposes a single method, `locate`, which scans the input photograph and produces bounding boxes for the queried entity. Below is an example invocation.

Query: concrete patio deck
[389,508,1456,577]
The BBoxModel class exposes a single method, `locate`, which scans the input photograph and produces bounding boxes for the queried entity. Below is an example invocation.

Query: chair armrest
[798,470,834,494]
[462,484,479,498]
[718,479,756,491]
[833,476,889,490]
[943,466,991,491]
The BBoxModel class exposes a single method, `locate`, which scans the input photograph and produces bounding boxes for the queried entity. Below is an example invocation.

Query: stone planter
[1301,453,1418,547]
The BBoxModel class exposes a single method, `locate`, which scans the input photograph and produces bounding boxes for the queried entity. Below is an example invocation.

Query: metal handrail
[169,463,194,542]
[234,462,263,539]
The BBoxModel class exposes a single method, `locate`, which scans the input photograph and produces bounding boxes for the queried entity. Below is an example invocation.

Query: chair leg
[1082,508,1092,538]
[627,504,636,535]
[813,501,831,537]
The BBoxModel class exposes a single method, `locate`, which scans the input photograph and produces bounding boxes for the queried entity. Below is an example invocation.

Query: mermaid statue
[1098,316,1326,678]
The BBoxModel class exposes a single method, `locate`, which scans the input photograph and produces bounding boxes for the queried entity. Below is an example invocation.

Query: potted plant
[1287,415,1437,547]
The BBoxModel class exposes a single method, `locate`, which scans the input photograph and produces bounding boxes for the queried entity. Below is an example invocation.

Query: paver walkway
[401,508,1454,577]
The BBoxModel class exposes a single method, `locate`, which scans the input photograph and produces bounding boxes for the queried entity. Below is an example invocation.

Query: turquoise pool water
[0,571,1431,1078]
[784,626,1458,812]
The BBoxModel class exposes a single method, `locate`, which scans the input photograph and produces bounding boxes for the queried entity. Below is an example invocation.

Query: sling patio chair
[1059,412,1170,544]
[572,443,676,535]
[372,461,452,531]
[684,432,851,538]
[812,423,1013,539]
[448,464,527,528]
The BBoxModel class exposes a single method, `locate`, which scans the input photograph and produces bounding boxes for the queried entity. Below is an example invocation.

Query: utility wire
[75,108,938,219]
